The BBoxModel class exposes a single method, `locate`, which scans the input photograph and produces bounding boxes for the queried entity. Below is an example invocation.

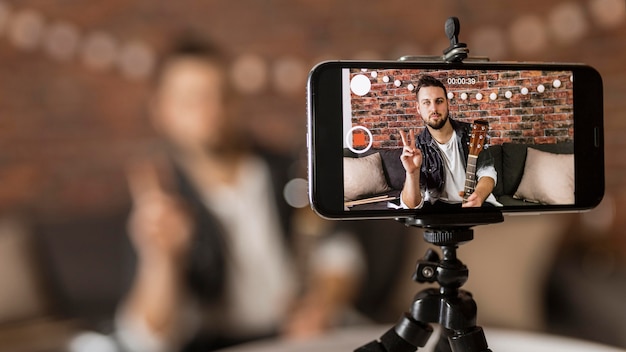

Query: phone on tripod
[307,60,604,219]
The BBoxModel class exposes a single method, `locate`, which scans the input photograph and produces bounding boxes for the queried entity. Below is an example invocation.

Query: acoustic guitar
[463,120,489,203]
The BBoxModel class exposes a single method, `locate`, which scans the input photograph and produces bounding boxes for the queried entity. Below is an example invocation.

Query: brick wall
[0,0,624,220]
[349,69,573,149]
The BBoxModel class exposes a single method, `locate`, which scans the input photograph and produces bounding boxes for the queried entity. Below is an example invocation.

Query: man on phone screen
[399,75,501,209]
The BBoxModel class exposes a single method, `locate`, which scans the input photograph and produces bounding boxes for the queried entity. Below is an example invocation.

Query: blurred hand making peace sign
[126,160,194,264]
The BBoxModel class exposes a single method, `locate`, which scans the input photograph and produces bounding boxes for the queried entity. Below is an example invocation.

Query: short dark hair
[415,74,447,99]
[153,32,227,84]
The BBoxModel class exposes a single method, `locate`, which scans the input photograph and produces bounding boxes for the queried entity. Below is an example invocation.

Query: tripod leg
[434,333,452,352]
[355,313,433,352]
[443,327,491,352]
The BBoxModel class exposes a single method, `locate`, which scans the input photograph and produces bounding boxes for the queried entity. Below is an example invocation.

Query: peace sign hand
[399,129,423,175]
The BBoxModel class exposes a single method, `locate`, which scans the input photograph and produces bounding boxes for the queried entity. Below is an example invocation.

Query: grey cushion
[377,149,405,190]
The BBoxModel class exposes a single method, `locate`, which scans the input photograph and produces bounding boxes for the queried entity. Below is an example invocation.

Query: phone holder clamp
[398,17,488,64]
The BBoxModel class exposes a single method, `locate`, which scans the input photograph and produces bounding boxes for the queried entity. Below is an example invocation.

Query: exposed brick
[522,129,544,137]
[490,137,512,144]
[350,68,575,159]
[3,1,624,218]
[535,137,558,144]
[545,129,570,137]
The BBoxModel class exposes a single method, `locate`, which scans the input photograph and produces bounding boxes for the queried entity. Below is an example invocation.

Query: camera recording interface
[308,61,604,219]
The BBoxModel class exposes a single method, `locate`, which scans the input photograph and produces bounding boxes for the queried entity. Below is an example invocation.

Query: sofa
[343,142,574,210]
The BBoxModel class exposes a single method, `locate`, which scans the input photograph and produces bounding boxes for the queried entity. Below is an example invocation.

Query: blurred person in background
[114,33,365,352]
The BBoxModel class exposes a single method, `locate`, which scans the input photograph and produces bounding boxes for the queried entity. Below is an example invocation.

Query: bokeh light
[44,21,80,62]
[81,31,118,71]
[8,9,44,51]
[231,54,268,95]
[509,15,548,55]
[549,2,589,45]
[589,0,626,29]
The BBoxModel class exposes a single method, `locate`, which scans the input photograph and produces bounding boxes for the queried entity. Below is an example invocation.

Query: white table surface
[218,325,626,352]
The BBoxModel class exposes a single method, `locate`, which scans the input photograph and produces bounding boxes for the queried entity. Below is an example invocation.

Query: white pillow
[514,147,574,205]
[343,153,391,201]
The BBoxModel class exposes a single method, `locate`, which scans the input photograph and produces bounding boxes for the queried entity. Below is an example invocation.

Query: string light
[81,31,118,71]
[0,1,622,89]
[509,15,548,55]
[273,57,307,95]
[230,54,268,94]
[44,21,80,62]
[537,84,546,93]
[117,41,155,80]
[8,9,45,51]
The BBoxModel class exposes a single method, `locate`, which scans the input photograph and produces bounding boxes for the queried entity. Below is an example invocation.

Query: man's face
[152,57,238,152]
[416,86,449,130]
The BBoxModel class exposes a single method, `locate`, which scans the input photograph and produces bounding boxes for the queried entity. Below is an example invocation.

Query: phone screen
[308,62,604,218]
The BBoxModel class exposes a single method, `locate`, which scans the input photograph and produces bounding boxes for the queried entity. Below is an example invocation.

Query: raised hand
[126,160,194,263]
[399,129,423,175]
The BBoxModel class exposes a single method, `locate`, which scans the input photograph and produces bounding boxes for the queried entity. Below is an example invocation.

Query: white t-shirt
[434,130,466,203]
[200,156,297,336]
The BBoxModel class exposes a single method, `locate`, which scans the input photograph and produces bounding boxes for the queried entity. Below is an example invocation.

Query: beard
[202,127,250,160]
[425,111,449,130]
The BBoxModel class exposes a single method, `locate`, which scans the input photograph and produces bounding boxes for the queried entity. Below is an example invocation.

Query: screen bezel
[308,60,604,219]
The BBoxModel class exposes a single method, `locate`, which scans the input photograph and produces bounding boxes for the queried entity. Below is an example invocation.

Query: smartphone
[307,60,604,219]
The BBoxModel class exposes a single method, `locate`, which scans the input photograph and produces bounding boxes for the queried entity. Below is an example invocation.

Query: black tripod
[356,212,504,352]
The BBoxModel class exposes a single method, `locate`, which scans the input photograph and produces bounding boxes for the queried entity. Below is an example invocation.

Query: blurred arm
[117,162,199,351]
[283,232,365,339]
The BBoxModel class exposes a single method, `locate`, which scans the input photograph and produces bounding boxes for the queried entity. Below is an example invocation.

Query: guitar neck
[464,119,489,203]
[463,155,478,202]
